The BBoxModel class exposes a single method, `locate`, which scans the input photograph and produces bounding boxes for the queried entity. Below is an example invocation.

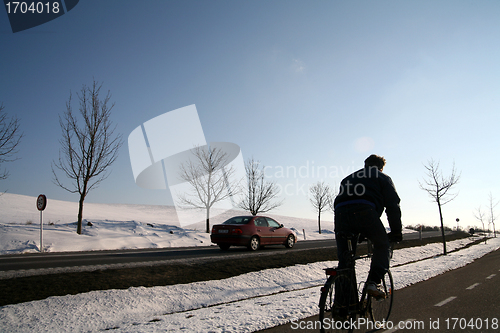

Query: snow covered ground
[0,193,334,255]
[1,193,499,332]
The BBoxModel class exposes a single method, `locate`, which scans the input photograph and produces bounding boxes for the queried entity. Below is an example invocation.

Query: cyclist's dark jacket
[334,166,402,233]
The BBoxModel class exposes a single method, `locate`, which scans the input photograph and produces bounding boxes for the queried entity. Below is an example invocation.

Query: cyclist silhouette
[333,154,402,297]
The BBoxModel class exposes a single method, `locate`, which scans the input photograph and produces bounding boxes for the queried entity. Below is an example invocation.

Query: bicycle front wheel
[368,269,394,326]
[318,273,357,333]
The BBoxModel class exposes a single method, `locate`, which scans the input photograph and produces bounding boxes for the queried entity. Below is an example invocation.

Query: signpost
[37,194,47,252]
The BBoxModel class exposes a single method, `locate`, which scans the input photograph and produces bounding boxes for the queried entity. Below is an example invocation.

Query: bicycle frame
[319,233,394,332]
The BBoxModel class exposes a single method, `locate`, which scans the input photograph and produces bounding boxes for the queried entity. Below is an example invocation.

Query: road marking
[466,283,480,290]
[486,274,496,279]
[434,296,456,307]
[381,319,416,333]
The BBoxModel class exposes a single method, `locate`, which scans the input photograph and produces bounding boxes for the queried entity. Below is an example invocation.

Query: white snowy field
[0,193,335,255]
[0,193,499,332]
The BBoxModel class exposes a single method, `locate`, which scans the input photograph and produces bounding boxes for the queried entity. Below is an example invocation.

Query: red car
[210,216,297,251]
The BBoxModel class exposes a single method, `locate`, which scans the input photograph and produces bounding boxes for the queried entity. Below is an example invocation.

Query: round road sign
[37,194,47,211]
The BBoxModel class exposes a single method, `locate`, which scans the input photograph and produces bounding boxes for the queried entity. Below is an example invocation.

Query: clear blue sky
[1,0,499,230]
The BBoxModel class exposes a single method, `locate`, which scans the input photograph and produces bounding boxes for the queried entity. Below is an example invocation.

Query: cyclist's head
[364,154,386,171]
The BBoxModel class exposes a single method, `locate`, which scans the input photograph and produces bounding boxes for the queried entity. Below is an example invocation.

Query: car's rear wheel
[218,243,230,251]
[285,234,295,248]
[248,236,260,251]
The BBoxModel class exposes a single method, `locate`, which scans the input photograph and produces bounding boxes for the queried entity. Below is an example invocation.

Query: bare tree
[177,146,239,233]
[474,206,487,231]
[328,186,337,226]
[473,206,487,243]
[52,80,123,235]
[0,103,23,181]
[488,192,498,237]
[309,181,331,234]
[237,157,283,216]
[419,159,460,255]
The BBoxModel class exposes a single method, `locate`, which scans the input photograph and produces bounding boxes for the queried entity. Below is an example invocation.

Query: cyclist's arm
[382,175,402,235]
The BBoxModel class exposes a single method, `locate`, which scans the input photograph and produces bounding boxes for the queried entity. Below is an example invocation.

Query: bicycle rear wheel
[319,272,357,333]
[368,269,394,327]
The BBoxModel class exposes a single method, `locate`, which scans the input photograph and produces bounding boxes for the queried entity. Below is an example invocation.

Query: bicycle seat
[336,231,357,240]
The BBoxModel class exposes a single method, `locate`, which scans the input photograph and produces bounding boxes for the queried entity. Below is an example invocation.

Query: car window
[266,218,281,228]
[223,216,252,225]
[254,217,269,227]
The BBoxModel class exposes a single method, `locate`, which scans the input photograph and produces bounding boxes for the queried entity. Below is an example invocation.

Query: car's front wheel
[285,234,295,248]
[248,236,260,251]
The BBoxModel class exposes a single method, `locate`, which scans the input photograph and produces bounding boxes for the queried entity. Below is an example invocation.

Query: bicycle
[318,232,394,332]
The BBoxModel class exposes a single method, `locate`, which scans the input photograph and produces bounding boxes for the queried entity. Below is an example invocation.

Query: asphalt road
[0,231,442,273]
[0,231,446,272]
[0,238,334,272]
[256,246,500,333]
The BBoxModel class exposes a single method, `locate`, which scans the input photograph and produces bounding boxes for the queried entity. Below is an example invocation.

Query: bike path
[255,246,500,332]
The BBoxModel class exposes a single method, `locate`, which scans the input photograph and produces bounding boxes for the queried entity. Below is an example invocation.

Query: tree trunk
[206,172,211,233]
[438,201,447,255]
[77,181,88,235]
[318,213,321,234]
[206,207,210,233]
[77,195,84,235]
